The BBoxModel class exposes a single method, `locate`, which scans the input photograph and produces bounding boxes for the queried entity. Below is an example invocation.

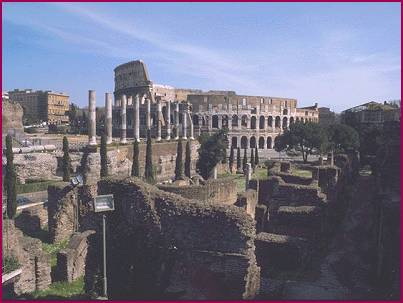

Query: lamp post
[93,194,115,299]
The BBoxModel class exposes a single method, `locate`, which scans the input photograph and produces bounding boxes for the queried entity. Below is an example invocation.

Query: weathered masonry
[111,60,319,147]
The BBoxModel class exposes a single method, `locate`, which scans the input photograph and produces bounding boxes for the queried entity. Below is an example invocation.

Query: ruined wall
[2,220,51,295]
[2,99,24,133]
[47,183,79,243]
[56,230,96,282]
[4,152,60,184]
[15,203,48,237]
[236,189,258,219]
[84,177,260,300]
[157,177,238,205]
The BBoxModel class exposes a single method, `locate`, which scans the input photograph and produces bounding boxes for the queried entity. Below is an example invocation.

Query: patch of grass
[252,167,268,180]
[16,180,64,194]
[42,239,69,267]
[2,255,20,274]
[29,276,85,299]
[292,169,312,178]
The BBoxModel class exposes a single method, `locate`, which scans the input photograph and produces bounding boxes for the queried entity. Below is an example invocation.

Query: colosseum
[112,60,319,155]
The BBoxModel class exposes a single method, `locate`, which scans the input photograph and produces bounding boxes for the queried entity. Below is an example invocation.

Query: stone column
[279,117,283,131]
[133,94,140,142]
[175,102,180,139]
[120,94,127,144]
[166,100,171,140]
[88,90,97,146]
[264,116,268,131]
[182,105,187,139]
[246,116,251,129]
[188,112,194,140]
[105,93,112,144]
[218,115,222,129]
[156,99,162,141]
[146,97,151,130]
[207,115,212,132]
[245,163,252,190]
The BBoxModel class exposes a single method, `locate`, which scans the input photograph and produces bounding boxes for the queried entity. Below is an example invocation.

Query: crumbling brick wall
[157,177,238,205]
[236,189,258,219]
[47,183,79,243]
[15,203,48,237]
[56,230,96,282]
[84,177,260,300]
[2,220,51,295]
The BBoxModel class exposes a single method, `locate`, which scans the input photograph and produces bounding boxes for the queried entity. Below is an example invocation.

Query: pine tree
[243,148,248,172]
[255,146,259,166]
[62,136,71,181]
[236,147,241,172]
[131,139,140,177]
[185,140,191,178]
[100,134,108,178]
[144,130,154,183]
[5,135,17,219]
[250,148,255,170]
[175,139,184,180]
[228,147,234,173]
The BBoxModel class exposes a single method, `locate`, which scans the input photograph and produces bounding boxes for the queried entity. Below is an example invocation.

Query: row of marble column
[87,90,194,146]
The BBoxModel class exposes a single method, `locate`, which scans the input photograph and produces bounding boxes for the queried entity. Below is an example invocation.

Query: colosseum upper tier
[112,60,319,150]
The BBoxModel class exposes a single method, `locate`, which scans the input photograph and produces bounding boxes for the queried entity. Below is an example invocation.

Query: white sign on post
[94,194,115,213]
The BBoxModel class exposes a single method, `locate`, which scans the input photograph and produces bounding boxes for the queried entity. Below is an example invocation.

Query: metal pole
[103,214,108,298]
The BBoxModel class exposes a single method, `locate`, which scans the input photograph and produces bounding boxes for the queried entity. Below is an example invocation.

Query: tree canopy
[274,122,327,163]
[196,129,228,179]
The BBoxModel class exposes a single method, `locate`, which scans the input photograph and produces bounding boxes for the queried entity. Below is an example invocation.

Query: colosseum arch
[212,115,219,128]
[258,137,265,149]
[275,116,281,128]
[296,117,300,123]
[259,116,265,129]
[241,136,248,149]
[222,115,229,128]
[282,117,288,129]
[268,116,273,128]
[241,115,248,127]
[232,114,239,127]
[231,137,238,148]
[250,136,256,148]
[267,137,273,149]
[250,116,257,129]
[283,108,288,115]
[290,117,294,124]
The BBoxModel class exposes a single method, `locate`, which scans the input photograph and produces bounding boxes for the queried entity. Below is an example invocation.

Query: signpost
[93,194,115,299]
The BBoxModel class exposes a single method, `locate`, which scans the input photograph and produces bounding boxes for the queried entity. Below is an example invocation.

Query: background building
[318,107,337,125]
[8,89,69,125]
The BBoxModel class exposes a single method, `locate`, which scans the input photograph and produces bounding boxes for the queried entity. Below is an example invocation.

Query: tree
[185,140,192,178]
[68,103,78,131]
[275,122,327,163]
[255,146,259,166]
[131,139,140,177]
[144,130,154,183]
[236,147,241,172]
[326,123,359,153]
[62,136,71,181]
[100,134,108,178]
[196,129,228,179]
[242,148,247,172]
[5,135,17,219]
[250,148,255,170]
[228,147,234,173]
[175,139,184,180]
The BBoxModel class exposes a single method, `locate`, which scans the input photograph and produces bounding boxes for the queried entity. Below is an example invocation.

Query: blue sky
[2,2,401,112]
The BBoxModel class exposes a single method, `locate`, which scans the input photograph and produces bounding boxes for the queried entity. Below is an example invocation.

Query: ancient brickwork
[157,177,238,205]
[47,183,79,243]
[15,204,48,237]
[2,220,51,295]
[235,189,258,219]
[83,177,260,300]
[56,230,96,282]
